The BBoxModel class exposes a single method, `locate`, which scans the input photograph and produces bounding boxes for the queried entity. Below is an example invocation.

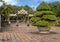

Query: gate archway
[17,8,28,23]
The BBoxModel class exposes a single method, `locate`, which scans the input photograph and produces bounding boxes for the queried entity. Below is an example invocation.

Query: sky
[0,0,60,8]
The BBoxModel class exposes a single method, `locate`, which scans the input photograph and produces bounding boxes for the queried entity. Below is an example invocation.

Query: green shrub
[42,15,57,20]
[34,12,43,17]
[40,11,55,15]
[55,24,60,27]
[49,21,58,25]
[55,21,60,27]
[36,2,51,11]
[30,17,40,23]
[30,2,57,27]
[34,11,55,17]
[35,21,49,27]
[58,21,60,24]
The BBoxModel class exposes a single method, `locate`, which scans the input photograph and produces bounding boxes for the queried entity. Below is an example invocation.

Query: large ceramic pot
[37,27,50,33]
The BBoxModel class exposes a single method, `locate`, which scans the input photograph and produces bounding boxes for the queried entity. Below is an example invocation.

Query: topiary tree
[30,2,58,33]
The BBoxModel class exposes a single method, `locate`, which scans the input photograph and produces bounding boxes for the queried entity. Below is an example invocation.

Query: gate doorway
[18,14,28,23]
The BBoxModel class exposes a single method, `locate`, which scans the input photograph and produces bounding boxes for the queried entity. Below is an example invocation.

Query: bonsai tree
[30,2,58,33]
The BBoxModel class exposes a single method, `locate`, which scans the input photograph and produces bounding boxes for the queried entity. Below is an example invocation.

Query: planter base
[37,27,50,33]
[39,31,50,33]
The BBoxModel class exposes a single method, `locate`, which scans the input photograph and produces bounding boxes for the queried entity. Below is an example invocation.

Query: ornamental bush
[30,2,58,27]
[30,17,40,23]
[35,21,49,27]
[42,15,57,20]
[36,2,51,11]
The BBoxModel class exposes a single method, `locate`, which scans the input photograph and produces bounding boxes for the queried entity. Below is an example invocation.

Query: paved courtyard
[0,23,60,42]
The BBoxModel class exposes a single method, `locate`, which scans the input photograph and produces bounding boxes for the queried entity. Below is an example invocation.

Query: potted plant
[30,2,58,33]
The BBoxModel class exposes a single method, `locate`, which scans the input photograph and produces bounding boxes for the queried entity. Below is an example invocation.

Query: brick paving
[0,23,60,42]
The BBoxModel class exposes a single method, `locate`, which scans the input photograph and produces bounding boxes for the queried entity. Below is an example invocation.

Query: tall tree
[36,2,51,11]
[24,5,34,14]
[49,1,60,17]
[19,5,34,14]
[0,0,9,20]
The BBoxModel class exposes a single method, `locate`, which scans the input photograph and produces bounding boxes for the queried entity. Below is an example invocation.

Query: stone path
[0,23,60,42]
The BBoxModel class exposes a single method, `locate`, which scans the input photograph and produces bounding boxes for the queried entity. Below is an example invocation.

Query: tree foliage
[36,2,51,11]
[19,5,34,14]
[0,4,34,20]
[30,2,57,27]
[49,1,60,17]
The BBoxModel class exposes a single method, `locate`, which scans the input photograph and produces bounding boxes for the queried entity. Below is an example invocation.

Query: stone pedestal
[37,27,50,33]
